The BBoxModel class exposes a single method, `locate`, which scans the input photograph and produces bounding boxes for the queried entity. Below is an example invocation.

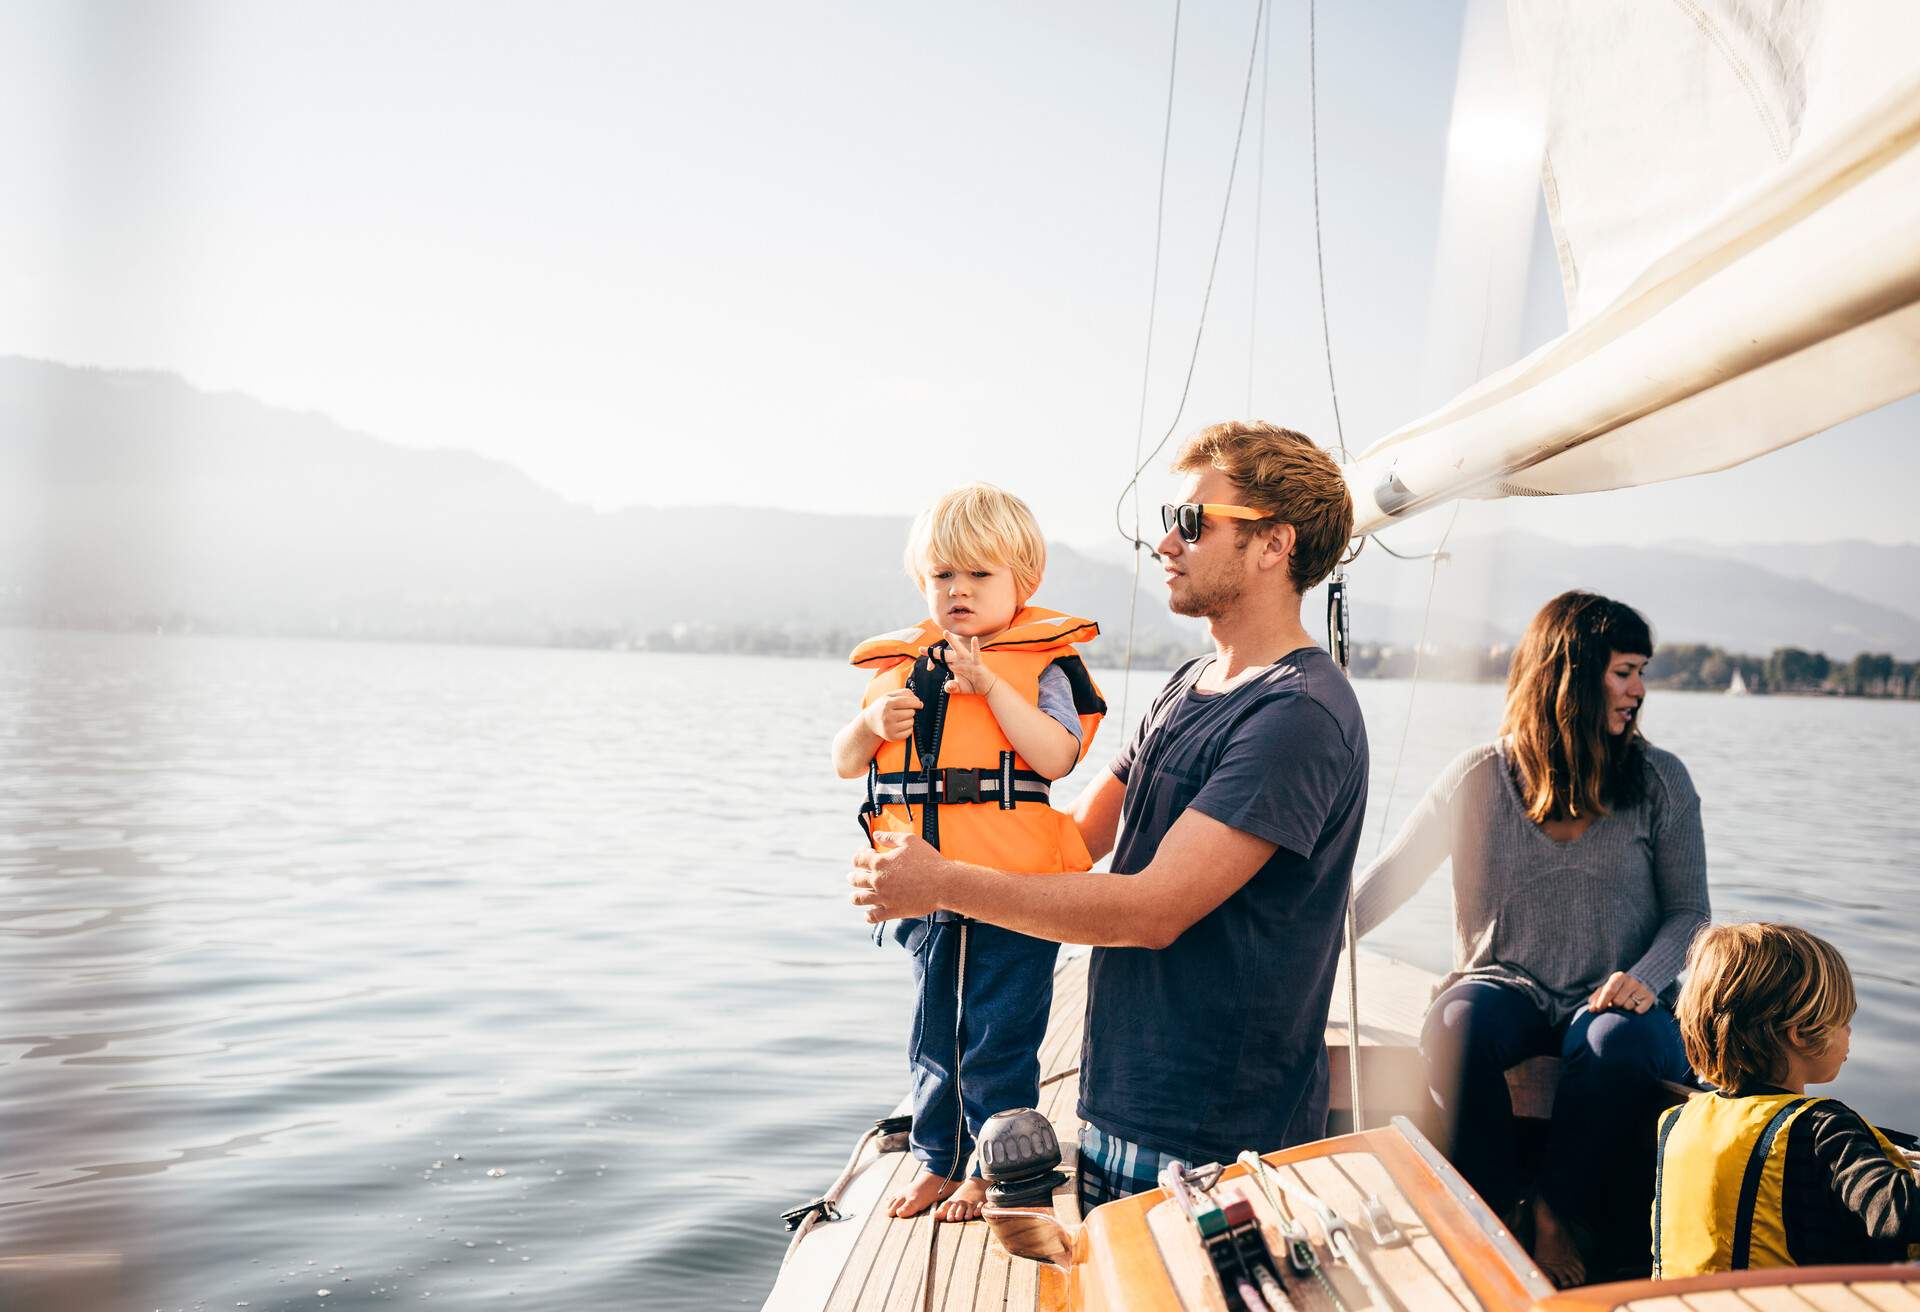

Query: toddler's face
[921,559,1021,640]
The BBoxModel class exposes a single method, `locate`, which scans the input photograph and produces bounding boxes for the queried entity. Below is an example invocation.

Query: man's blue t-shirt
[1079,646,1369,1164]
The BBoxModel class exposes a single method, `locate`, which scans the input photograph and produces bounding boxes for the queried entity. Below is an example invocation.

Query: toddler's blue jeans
[894,913,1059,1179]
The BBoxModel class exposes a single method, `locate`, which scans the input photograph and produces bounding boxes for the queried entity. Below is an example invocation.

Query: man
[850,421,1368,1210]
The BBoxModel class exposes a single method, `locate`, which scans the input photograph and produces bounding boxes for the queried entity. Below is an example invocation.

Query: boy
[832,484,1103,1221]
[1654,921,1918,1276]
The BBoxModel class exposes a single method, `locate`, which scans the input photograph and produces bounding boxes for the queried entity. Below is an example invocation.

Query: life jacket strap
[868,767,1051,808]
[1731,1096,1815,1270]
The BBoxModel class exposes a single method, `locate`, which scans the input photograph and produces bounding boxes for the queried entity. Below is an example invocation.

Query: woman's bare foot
[1530,1195,1586,1289]
[934,1177,988,1222]
[887,1168,964,1218]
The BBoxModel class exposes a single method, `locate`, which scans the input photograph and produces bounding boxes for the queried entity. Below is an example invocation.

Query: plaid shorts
[1076,1122,1181,1212]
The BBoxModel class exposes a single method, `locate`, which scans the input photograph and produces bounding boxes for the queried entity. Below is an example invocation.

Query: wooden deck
[772,950,1920,1312]
[781,946,1441,1312]
[815,948,1093,1312]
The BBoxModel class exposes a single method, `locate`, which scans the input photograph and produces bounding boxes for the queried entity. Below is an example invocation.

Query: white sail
[1347,1,1920,536]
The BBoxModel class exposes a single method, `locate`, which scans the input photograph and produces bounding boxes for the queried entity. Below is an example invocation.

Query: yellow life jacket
[1653,1092,1919,1278]
[849,607,1105,875]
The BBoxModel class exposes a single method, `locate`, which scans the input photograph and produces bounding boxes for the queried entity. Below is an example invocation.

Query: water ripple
[0,630,1912,1310]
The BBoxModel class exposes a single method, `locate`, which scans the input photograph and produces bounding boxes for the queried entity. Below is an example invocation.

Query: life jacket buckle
[938,767,983,804]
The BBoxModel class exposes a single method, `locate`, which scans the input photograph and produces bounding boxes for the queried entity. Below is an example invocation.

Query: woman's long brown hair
[1500,591,1653,823]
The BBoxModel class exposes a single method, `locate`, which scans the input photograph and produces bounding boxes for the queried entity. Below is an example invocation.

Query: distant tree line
[10,607,1918,698]
[1647,643,1919,698]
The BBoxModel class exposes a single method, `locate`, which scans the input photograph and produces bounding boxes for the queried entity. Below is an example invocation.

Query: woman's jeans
[1421,978,1691,1228]
[895,914,1058,1178]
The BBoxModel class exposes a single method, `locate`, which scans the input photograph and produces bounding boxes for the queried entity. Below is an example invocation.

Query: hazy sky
[3,0,1913,550]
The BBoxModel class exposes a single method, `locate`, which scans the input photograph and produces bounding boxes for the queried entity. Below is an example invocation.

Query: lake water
[2,630,1914,1311]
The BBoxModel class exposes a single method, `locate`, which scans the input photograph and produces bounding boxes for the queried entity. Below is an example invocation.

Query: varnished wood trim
[1536,1267,1920,1312]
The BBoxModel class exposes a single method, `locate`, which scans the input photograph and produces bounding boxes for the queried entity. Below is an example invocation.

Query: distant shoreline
[7,619,1918,701]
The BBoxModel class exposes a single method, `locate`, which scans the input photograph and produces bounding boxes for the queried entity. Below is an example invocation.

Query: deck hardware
[779,1197,843,1231]
[1361,1194,1404,1246]
[1162,1162,1293,1312]
[1297,1186,1398,1312]
[1236,1153,1351,1312]
[978,1107,1069,1207]
[872,1114,912,1154]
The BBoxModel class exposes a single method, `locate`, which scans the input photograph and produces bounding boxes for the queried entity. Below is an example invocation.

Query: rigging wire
[1307,0,1371,1132]
[1308,0,1349,462]
[1367,531,1452,563]
[1119,0,1185,735]
[1121,0,1267,729]
[1247,2,1270,418]
[1110,0,1272,556]
[1367,268,1499,851]
[1369,499,1465,860]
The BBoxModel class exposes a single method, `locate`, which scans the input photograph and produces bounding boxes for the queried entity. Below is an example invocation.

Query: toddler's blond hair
[903,484,1047,602]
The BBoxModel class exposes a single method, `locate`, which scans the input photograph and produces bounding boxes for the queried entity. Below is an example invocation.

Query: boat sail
[1345,1,1920,536]
[1729,668,1750,696]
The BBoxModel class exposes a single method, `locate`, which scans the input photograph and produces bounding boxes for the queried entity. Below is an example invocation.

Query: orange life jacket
[850,607,1106,874]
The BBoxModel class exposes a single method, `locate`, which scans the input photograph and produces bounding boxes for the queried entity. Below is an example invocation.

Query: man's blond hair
[1676,922,1857,1092]
[1172,421,1353,593]
[903,483,1047,602]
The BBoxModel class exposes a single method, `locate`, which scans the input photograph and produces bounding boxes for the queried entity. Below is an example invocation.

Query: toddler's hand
[941,635,998,696]
[863,687,923,742]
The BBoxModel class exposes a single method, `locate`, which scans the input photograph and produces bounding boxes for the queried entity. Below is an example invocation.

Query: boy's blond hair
[1676,922,1857,1092]
[903,484,1047,602]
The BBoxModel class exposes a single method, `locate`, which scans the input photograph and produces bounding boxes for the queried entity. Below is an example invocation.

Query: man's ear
[1258,522,1297,574]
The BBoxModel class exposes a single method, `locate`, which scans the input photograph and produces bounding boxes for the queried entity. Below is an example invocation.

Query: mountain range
[4,356,1916,662]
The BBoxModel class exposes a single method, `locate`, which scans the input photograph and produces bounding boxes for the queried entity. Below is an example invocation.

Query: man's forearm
[932,861,1169,949]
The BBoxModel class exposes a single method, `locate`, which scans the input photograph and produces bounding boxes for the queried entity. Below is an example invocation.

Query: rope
[917,920,971,1311]
[780,1122,884,1262]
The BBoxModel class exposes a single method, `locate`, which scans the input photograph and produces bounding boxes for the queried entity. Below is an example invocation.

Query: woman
[1353,591,1709,1287]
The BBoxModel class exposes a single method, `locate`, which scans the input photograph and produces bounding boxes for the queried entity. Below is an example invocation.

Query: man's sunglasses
[1160,502,1273,543]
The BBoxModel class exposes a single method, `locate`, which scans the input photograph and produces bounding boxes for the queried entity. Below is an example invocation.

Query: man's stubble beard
[1168,571,1244,620]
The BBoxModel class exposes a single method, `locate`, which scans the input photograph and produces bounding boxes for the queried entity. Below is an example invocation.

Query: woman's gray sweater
[1352,739,1710,1023]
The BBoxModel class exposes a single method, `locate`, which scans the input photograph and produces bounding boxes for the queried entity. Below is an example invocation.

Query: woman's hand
[1589,970,1656,1014]
[941,635,999,696]
[861,687,923,742]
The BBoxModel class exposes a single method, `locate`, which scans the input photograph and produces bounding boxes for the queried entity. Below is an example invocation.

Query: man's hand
[941,635,999,696]
[1589,970,1656,1014]
[850,831,949,921]
[861,687,923,742]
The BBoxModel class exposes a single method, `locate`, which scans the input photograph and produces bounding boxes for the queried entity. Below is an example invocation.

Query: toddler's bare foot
[935,1177,988,1222]
[1530,1196,1586,1289]
[888,1168,964,1218]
